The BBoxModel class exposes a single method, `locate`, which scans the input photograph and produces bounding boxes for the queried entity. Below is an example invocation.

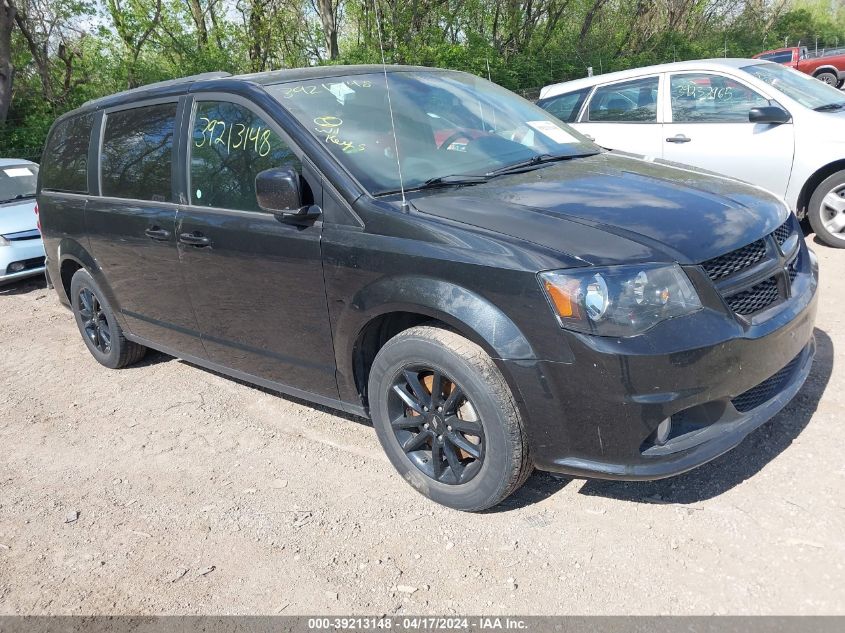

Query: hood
[411,152,788,266]
[0,199,38,236]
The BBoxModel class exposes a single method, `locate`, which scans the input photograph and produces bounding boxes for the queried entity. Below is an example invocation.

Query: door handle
[666,134,692,144]
[144,227,171,241]
[179,232,211,247]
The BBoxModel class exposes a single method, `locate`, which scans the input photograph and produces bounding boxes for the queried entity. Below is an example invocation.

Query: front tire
[368,325,532,511]
[70,269,147,368]
[808,171,845,248]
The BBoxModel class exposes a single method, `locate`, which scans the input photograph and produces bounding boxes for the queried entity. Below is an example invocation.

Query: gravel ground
[0,234,843,616]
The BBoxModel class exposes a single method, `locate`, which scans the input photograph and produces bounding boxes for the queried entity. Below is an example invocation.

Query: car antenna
[373,1,410,213]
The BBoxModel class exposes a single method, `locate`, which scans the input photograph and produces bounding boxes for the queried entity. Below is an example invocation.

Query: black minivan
[38,66,818,510]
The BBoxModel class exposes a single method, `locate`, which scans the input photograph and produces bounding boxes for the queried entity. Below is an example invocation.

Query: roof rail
[82,72,232,108]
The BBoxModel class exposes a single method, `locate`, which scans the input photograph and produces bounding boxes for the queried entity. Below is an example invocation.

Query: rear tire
[808,171,845,248]
[815,71,838,86]
[70,269,147,368]
[368,325,532,511]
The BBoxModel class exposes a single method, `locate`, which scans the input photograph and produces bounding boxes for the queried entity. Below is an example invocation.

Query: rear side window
[190,100,300,212]
[41,113,93,193]
[537,89,590,122]
[101,102,178,202]
[587,77,659,122]
[759,51,794,63]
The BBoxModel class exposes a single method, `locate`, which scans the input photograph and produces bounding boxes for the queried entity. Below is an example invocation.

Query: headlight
[539,264,702,337]
[0,236,10,247]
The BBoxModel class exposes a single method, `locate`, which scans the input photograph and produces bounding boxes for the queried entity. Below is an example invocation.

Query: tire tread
[377,325,532,511]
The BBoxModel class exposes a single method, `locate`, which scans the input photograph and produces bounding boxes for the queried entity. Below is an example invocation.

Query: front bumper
[0,238,46,285]
[507,250,819,481]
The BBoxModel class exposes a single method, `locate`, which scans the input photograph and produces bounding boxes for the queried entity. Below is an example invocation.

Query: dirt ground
[0,235,843,616]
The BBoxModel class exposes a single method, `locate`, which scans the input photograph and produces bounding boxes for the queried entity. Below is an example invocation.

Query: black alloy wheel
[77,287,112,354]
[390,367,485,485]
[368,325,532,511]
[70,268,146,369]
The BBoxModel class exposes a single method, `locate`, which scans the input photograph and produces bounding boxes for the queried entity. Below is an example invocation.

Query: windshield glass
[267,71,599,194]
[741,62,845,109]
[0,164,38,203]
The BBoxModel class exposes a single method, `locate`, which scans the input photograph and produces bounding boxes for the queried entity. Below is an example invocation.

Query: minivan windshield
[0,164,38,204]
[267,70,600,195]
[741,62,845,110]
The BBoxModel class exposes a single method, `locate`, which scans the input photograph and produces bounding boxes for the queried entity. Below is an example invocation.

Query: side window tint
[588,77,658,122]
[766,52,793,63]
[190,101,300,212]
[101,103,177,201]
[537,89,589,122]
[41,113,93,193]
[670,74,769,123]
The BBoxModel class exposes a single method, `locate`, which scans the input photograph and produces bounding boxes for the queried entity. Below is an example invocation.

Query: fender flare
[812,65,839,78]
[333,275,540,406]
[56,239,127,329]
[348,275,535,358]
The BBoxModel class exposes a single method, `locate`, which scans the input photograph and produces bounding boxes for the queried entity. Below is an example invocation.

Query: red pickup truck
[753,46,845,87]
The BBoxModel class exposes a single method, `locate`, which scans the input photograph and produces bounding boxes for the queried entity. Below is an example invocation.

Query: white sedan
[538,59,845,247]
[0,159,44,284]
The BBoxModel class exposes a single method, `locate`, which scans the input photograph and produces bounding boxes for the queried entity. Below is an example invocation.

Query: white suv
[0,159,44,284]
[539,59,845,247]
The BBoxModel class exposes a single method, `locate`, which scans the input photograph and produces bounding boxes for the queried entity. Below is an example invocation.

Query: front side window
[587,77,659,122]
[266,71,599,195]
[101,102,177,202]
[670,74,769,123]
[0,164,39,203]
[190,100,299,212]
[41,113,93,193]
[537,88,590,122]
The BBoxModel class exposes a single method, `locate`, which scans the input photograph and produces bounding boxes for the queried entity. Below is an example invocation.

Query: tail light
[34,202,41,232]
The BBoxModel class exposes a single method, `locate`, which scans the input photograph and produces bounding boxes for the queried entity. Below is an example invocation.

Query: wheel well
[797,160,845,217]
[60,259,82,302]
[353,312,445,407]
[812,67,838,77]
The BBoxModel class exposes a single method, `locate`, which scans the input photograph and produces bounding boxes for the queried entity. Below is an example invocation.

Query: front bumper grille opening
[731,353,803,413]
[5,256,45,275]
[701,239,767,282]
[724,276,780,316]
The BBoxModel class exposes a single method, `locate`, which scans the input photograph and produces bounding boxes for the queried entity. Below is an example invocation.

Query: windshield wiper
[0,194,34,204]
[486,152,595,177]
[814,102,845,112]
[373,152,599,196]
[421,174,490,187]
[377,174,490,195]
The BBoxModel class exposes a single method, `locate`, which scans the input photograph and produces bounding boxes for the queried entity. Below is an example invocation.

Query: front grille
[731,352,803,413]
[724,277,780,315]
[772,220,791,246]
[700,217,796,319]
[6,256,45,275]
[701,239,767,282]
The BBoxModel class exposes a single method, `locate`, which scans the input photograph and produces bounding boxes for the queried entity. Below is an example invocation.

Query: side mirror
[255,167,321,223]
[749,106,791,124]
